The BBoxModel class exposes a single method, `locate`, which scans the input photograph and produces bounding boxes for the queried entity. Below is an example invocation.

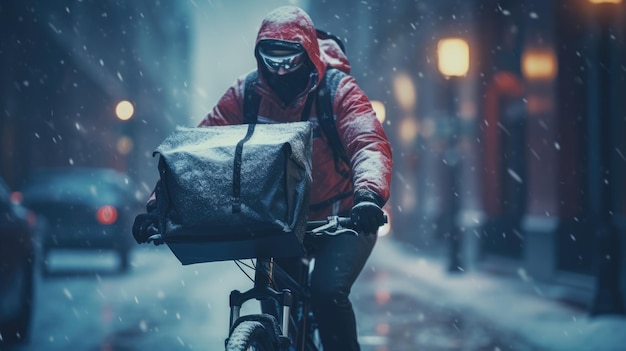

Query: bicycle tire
[226,320,278,351]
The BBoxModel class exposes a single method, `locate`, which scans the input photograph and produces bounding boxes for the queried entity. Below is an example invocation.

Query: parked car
[0,176,35,344]
[19,167,144,273]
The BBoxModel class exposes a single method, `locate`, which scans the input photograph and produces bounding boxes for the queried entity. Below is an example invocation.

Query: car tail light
[10,191,23,204]
[27,211,37,227]
[96,205,118,225]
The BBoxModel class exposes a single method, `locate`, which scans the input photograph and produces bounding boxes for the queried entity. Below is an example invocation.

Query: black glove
[350,201,385,235]
[132,212,159,244]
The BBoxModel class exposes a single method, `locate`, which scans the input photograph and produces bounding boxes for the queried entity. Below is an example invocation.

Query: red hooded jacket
[197,6,392,220]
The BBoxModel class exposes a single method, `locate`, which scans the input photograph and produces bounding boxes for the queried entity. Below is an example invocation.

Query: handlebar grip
[337,216,353,228]
[340,214,388,226]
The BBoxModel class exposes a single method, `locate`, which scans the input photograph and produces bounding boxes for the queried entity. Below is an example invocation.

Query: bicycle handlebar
[306,214,388,237]
[306,215,353,232]
[146,215,388,246]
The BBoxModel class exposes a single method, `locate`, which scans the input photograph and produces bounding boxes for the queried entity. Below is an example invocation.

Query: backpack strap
[243,71,260,124]
[243,68,351,177]
[316,68,350,176]
[316,29,346,53]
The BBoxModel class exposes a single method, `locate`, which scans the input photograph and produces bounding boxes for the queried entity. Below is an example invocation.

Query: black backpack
[243,30,350,177]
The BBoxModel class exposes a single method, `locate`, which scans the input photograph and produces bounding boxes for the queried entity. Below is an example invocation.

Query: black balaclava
[261,58,314,105]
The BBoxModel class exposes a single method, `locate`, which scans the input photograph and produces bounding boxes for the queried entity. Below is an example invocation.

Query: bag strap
[316,68,350,177]
[232,123,256,213]
[243,71,261,124]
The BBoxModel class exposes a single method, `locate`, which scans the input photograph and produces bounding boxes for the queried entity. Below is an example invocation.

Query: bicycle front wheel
[226,320,278,351]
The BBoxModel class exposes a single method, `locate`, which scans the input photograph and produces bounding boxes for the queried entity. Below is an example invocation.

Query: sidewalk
[369,237,626,351]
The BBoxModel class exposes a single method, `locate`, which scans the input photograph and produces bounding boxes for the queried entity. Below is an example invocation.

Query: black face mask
[263,62,312,104]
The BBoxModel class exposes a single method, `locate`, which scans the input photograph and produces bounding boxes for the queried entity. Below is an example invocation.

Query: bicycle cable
[234,259,256,283]
[234,259,281,289]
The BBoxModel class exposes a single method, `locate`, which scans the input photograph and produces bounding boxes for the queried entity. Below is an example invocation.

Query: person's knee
[310,285,351,310]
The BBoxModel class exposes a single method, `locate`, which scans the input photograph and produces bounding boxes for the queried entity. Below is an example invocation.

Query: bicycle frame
[224,216,367,350]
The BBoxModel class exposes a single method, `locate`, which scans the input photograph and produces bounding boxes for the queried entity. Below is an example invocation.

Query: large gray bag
[153,122,313,265]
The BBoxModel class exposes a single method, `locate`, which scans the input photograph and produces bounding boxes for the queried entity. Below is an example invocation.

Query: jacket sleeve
[197,75,246,127]
[333,75,393,206]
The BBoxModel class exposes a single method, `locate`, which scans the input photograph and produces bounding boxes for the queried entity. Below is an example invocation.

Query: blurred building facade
[1,0,625,314]
[309,0,626,314]
[0,0,191,189]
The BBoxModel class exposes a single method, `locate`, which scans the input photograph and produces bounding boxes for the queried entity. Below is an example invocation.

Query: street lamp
[437,38,470,78]
[521,48,558,115]
[114,99,135,171]
[437,37,470,273]
[587,0,625,316]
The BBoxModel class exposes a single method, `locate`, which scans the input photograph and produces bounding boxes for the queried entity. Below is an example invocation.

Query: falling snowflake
[63,288,73,300]
[507,168,523,183]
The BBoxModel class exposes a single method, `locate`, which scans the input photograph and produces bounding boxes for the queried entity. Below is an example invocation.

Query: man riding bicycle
[133,6,392,350]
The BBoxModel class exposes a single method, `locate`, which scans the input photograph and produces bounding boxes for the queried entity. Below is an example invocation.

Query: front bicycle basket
[153,122,313,265]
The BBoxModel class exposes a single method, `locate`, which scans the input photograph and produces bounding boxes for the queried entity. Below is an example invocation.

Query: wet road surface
[3,240,537,351]
[352,267,534,351]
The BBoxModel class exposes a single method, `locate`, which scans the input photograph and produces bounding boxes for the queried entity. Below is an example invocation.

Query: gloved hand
[350,201,385,235]
[132,212,159,244]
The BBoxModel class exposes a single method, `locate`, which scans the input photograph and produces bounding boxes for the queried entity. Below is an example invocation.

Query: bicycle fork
[229,258,294,345]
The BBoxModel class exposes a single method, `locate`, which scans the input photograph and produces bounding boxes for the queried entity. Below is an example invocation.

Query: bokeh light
[115,100,135,121]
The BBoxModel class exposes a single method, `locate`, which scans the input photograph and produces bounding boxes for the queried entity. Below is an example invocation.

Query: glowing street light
[399,117,419,144]
[393,73,417,113]
[437,38,470,77]
[521,48,558,81]
[589,0,622,4]
[436,37,470,273]
[116,136,134,155]
[371,100,386,124]
[115,100,135,121]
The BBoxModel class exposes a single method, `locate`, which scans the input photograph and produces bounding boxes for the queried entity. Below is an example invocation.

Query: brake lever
[320,228,359,236]
[311,216,339,235]
[311,216,359,236]
[147,234,164,246]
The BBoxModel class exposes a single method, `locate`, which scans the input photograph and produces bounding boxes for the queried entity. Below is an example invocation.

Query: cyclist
[133,5,392,351]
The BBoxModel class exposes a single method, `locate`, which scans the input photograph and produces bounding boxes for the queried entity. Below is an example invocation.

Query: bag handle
[232,123,256,213]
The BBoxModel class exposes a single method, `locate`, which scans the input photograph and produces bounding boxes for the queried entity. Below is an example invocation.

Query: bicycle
[146,215,375,351]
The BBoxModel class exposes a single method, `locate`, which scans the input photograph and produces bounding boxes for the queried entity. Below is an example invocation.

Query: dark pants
[268,231,377,351]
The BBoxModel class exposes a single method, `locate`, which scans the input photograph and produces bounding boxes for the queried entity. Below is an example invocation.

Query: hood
[318,35,351,74]
[254,6,326,88]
